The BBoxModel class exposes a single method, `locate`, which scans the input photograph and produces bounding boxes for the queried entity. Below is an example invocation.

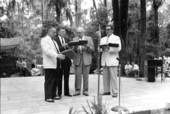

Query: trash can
[147,60,163,82]
[148,67,155,82]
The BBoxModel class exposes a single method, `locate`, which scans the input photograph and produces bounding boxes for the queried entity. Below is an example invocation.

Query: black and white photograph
[0,0,170,114]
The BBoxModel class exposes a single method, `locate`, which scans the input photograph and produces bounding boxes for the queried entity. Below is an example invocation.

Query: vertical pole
[118,64,121,106]
[41,0,44,22]
[97,24,101,104]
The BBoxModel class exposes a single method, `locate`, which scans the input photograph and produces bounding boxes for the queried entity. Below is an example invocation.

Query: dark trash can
[147,60,163,82]
[148,67,155,82]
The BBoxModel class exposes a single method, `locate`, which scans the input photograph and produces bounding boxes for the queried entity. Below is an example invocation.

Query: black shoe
[65,94,72,97]
[45,99,54,102]
[73,92,80,96]
[102,92,111,95]
[54,95,61,100]
[83,93,89,96]
[112,93,118,98]
[59,95,62,98]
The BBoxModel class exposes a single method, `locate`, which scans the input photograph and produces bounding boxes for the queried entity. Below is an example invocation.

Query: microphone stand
[111,58,128,113]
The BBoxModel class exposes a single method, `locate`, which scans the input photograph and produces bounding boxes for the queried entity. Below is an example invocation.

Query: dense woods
[0,0,170,76]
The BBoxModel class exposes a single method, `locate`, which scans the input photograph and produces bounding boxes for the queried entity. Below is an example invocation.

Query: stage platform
[1,74,170,114]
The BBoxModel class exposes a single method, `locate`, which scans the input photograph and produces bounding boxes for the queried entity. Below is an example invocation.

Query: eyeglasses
[106,29,111,31]
[77,32,82,34]
[51,31,57,34]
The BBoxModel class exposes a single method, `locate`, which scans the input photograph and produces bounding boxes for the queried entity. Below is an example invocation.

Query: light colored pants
[74,55,90,93]
[103,66,118,94]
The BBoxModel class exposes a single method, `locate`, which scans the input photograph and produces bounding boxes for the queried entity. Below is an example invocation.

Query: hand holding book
[68,40,88,46]
[100,43,119,48]
[60,49,76,59]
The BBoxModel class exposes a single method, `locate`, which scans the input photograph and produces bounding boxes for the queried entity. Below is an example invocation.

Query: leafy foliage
[48,0,73,24]
[69,96,109,114]
[0,23,19,38]
[1,0,170,74]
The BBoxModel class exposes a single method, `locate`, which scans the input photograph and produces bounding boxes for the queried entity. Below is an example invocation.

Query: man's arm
[109,36,121,53]
[41,38,58,59]
[84,37,94,53]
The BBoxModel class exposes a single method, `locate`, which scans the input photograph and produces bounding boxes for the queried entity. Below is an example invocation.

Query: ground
[1,74,170,114]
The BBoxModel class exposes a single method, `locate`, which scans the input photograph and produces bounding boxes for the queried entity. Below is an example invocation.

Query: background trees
[0,0,170,76]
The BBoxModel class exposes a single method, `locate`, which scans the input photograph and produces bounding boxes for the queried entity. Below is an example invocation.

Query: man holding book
[41,27,65,102]
[54,28,72,98]
[72,27,94,96]
[100,25,122,98]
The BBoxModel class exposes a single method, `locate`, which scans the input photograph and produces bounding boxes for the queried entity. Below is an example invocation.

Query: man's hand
[102,45,109,51]
[82,45,88,51]
[57,54,65,60]
[61,43,68,49]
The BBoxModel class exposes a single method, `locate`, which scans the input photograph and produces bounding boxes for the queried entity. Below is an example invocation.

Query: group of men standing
[41,24,121,102]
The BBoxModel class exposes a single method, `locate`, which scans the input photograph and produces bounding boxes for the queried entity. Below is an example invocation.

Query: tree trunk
[102,0,107,37]
[112,0,120,36]
[41,0,44,22]
[75,0,78,26]
[120,0,129,47]
[153,0,159,43]
[21,1,24,37]
[75,0,81,27]
[104,0,107,7]
[139,0,146,77]
[55,7,61,23]
[112,0,129,65]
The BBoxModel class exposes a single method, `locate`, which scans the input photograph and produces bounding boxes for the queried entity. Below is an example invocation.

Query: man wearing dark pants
[44,69,57,100]
[41,27,65,102]
[58,56,71,97]
[55,28,72,98]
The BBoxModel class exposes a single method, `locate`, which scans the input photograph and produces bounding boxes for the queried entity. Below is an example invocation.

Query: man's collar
[78,35,84,40]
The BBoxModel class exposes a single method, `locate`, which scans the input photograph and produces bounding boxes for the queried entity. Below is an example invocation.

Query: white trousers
[103,66,118,94]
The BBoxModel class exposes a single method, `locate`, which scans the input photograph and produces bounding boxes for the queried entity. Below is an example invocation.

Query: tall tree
[112,0,129,65]
[74,0,82,27]
[152,0,163,43]
[49,0,66,23]
[139,0,146,77]
[120,0,129,46]
[102,0,107,37]
[112,0,120,36]
[104,0,107,7]
[49,0,72,24]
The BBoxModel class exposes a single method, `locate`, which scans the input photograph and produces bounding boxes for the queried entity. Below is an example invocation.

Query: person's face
[58,29,66,37]
[48,28,57,39]
[131,62,134,65]
[106,26,113,37]
[33,60,36,64]
[77,31,83,38]
[76,28,84,38]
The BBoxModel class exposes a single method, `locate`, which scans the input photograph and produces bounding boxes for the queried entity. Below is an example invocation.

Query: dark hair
[106,25,113,30]
[40,20,58,37]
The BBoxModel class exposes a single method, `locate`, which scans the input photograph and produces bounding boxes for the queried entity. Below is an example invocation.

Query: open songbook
[100,43,119,48]
[68,40,88,46]
[60,49,76,59]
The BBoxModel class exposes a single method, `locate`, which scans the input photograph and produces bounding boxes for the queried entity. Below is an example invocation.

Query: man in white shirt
[124,61,132,77]
[21,58,27,76]
[100,25,121,97]
[131,61,139,77]
[41,27,65,102]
